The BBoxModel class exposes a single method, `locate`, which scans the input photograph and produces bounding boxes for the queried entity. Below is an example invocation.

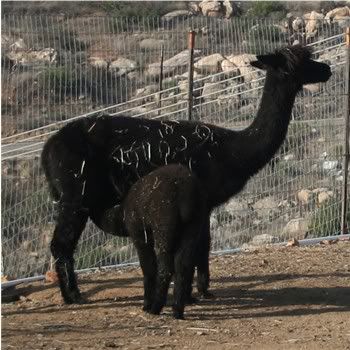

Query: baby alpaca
[122,164,207,319]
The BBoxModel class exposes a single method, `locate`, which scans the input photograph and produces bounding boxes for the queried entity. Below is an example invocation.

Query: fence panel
[1,16,348,280]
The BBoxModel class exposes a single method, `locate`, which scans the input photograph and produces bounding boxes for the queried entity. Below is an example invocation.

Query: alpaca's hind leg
[51,203,88,304]
[150,249,174,315]
[133,240,157,311]
[173,238,197,319]
[196,218,214,299]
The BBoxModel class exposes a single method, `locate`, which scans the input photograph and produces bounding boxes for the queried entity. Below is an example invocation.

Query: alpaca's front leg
[50,204,88,304]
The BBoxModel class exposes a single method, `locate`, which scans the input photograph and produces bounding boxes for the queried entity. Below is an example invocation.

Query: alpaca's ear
[253,53,286,70]
[250,60,265,70]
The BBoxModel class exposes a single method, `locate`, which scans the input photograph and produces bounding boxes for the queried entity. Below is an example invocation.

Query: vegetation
[308,198,349,237]
[246,1,287,19]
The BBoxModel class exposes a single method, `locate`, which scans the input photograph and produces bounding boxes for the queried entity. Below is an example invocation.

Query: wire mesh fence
[1,15,349,280]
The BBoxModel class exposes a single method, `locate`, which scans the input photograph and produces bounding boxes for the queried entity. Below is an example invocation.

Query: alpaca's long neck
[225,73,300,176]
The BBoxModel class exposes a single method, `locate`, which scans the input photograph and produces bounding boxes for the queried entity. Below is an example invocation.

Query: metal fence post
[341,27,350,235]
[157,44,164,116]
[187,30,196,121]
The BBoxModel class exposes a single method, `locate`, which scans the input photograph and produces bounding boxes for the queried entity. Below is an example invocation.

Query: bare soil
[2,241,350,350]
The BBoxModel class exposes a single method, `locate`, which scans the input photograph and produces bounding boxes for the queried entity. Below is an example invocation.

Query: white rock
[202,82,225,101]
[322,160,339,171]
[221,59,240,76]
[304,11,324,34]
[304,83,320,94]
[282,218,308,240]
[251,234,278,246]
[162,10,192,21]
[325,6,350,24]
[317,191,334,205]
[147,49,201,77]
[199,0,223,17]
[139,38,165,50]
[109,57,137,75]
[7,48,57,66]
[292,17,304,32]
[252,196,279,218]
[89,56,108,68]
[297,189,314,205]
[226,53,258,82]
[194,53,225,73]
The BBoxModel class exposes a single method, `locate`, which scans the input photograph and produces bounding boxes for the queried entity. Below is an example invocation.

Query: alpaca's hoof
[63,290,86,304]
[173,311,184,320]
[142,303,152,312]
[199,291,215,300]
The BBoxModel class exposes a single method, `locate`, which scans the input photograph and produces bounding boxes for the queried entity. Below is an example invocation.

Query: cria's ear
[252,53,286,70]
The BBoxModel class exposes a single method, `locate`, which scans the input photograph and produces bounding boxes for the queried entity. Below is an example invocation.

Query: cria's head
[250,45,332,85]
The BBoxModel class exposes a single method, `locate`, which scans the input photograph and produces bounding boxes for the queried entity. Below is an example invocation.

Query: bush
[308,197,349,237]
[246,1,287,18]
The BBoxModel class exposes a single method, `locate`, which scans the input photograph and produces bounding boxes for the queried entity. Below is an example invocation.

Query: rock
[89,56,108,68]
[297,189,314,205]
[202,82,225,101]
[199,0,223,17]
[304,83,320,94]
[325,6,350,24]
[139,38,165,50]
[147,49,201,77]
[226,53,258,82]
[251,234,278,246]
[282,218,309,240]
[136,84,159,97]
[304,11,324,35]
[109,57,137,76]
[252,196,279,219]
[194,53,225,73]
[9,38,27,51]
[316,190,334,205]
[224,198,249,214]
[287,238,300,247]
[162,10,192,22]
[189,2,201,14]
[322,160,339,171]
[7,48,57,67]
[223,0,235,19]
[292,17,305,32]
[221,59,240,77]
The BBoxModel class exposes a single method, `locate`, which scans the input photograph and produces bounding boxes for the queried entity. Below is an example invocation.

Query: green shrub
[247,1,287,18]
[308,198,349,237]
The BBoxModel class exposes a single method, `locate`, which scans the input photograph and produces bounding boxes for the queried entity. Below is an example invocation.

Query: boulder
[325,6,350,24]
[6,48,57,67]
[221,59,240,77]
[162,10,192,22]
[194,53,225,73]
[252,196,279,219]
[223,0,235,19]
[304,83,321,94]
[251,234,278,246]
[109,57,137,76]
[282,218,308,240]
[88,56,108,68]
[202,82,226,101]
[147,49,201,77]
[224,198,249,214]
[199,0,223,17]
[304,11,324,35]
[139,38,165,50]
[226,53,258,82]
[297,189,314,205]
[292,17,305,32]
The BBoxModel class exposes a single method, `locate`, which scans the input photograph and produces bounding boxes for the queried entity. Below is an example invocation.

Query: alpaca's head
[250,45,331,86]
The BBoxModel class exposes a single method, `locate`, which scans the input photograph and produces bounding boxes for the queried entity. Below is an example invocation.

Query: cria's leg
[133,239,157,312]
[51,203,88,304]
[150,248,174,316]
[173,236,197,320]
[196,217,214,299]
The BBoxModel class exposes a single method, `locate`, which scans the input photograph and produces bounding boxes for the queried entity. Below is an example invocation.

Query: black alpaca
[41,45,331,304]
[120,164,206,319]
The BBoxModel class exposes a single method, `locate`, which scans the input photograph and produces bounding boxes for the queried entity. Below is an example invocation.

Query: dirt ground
[2,241,350,350]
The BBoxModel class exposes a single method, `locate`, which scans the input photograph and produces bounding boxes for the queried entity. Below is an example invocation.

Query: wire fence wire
[1,15,349,280]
